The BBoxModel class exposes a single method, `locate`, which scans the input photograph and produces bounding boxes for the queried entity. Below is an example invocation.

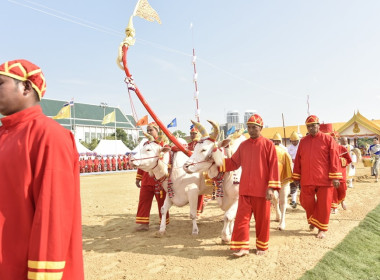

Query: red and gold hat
[305,115,319,125]
[247,114,263,127]
[0,59,46,99]
[190,127,199,133]
[147,122,159,132]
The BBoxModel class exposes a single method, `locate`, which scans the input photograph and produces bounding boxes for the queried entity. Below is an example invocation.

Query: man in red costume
[0,59,84,279]
[293,115,342,239]
[79,157,85,173]
[330,131,352,213]
[219,114,280,257]
[188,126,206,217]
[93,156,100,172]
[111,156,117,171]
[135,122,169,231]
[100,156,105,171]
[123,155,129,170]
[118,155,123,170]
[87,156,93,173]
[106,156,111,171]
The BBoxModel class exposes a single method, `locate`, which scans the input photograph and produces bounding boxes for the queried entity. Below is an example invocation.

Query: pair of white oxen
[131,120,288,243]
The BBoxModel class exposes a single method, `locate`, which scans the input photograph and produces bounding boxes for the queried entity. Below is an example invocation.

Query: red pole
[122,45,192,157]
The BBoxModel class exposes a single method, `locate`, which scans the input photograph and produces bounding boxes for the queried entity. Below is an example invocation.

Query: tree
[357,137,373,149]
[80,138,99,151]
[173,130,186,139]
[109,128,138,150]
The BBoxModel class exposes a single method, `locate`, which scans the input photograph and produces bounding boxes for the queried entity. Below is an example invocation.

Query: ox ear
[218,139,231,148]
[212,146,224,167]
[161,146,171,154]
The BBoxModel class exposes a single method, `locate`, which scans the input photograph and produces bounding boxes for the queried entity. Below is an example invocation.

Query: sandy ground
[81,164,380,280]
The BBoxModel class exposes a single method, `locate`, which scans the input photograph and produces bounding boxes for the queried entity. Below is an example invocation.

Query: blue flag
[167,118,177,128]
[227,126,236,136]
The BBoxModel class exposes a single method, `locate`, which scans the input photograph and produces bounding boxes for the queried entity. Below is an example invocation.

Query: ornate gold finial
[124,16,136,46]
[117,16,136,70]
[353,122,360,133]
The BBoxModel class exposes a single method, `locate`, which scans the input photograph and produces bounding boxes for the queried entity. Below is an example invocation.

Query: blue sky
[2,0,380,133]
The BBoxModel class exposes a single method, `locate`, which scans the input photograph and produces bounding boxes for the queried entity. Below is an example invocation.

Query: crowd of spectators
[79,154,136,173]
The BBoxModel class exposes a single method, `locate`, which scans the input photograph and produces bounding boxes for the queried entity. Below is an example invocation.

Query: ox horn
[156,130,169,145]
[230,128,244,140]
[191,120,209,138]
[207,120,220,141]
[143,132,154,142]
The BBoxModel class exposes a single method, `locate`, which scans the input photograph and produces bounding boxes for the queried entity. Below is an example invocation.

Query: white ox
[130,135,210,235]
[183,121,245,243]
[272,179,290,230]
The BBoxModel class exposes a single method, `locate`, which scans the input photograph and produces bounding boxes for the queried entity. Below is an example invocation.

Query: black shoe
[290,201,297,209]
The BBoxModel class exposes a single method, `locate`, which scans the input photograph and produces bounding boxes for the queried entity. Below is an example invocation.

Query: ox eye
[201,149,206,152]
[146,149,151,152]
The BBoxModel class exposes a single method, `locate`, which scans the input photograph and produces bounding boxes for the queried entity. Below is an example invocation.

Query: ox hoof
[154,231,166,238]
[277,226,284,231]
[222,239,231,245]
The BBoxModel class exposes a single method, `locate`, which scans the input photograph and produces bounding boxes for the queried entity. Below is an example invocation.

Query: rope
[130,155,160,162]
[185,158,213,167]
[212,172,225,198]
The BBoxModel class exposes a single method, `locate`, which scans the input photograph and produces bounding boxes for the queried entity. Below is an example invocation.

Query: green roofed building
[39,99,142,143]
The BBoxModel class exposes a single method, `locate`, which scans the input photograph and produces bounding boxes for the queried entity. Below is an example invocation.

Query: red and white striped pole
[191,23,200,123]
[192,48,200,122]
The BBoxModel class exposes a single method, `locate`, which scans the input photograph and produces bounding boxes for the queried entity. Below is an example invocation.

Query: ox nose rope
[130,155,160,162]
[185,158,214,167]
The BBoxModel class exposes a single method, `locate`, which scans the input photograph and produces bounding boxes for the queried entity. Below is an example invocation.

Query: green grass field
[299,203,380,280]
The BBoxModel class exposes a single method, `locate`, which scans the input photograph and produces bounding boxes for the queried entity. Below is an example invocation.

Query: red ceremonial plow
[120,45,192,157]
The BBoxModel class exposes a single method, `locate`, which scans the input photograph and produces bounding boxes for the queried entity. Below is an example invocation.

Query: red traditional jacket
[136,168,157,186]
[123,157,128,167]
[337,144,352,182]
[0,105,84,279]
[292,131,343,186]
[187,140,198,151]
[220,136,280,197]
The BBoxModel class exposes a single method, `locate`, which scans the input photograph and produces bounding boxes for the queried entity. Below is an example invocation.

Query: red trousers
[332,182,347,209]
[230,196,271,251]
[300,185,334,231]
[197,195,204,216]
[136,184,169,225]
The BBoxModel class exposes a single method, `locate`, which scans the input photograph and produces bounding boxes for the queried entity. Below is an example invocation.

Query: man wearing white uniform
[340,137,357,188]
[287,131,301,208]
